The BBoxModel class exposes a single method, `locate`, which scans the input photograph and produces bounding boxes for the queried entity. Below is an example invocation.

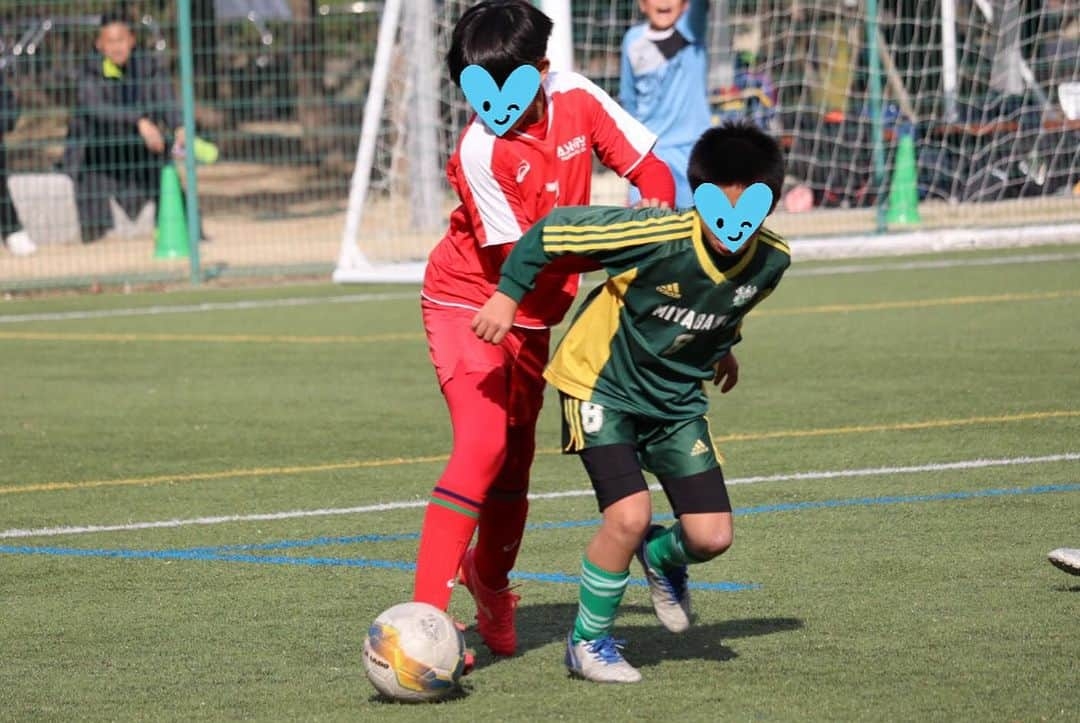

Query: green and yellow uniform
[498,205,789,481]
[498,205,789,415]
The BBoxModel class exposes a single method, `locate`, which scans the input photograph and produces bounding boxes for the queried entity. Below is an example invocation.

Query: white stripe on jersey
[544,71,657,176]
[459,120,522,247]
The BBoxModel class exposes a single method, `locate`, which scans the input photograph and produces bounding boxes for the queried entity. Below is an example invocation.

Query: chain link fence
[2,1,1079,291]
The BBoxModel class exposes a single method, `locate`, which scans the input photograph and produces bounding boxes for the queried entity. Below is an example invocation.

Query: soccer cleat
[458,547,520,656]
[1048,548,1080,576]
[461,648,475,676]
[564,632,641,683]
[636,524,692,633]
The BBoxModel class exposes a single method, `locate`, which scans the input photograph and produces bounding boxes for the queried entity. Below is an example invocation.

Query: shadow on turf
[469,602,803,670]
[366,607,803,703]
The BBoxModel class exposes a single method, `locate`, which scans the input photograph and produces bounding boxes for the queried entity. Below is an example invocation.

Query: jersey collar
[691,210,759,284]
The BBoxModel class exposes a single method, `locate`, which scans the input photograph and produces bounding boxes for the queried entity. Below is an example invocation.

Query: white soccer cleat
[636,526,692,633]
[1047,548,1080,576]
[564,633,642,683]
[5,230,37,257]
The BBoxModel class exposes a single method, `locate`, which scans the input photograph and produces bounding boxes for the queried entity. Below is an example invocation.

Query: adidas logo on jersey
[556,134,587,161]
[733,284,758,307]
[656,282,681,299]
[690,439,710,456]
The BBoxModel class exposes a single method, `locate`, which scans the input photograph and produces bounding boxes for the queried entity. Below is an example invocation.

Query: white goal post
[333,0,575,283]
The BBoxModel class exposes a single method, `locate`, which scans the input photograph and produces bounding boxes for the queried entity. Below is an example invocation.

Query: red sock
[473,424,535,590]
[412,499,479,609]
[412,371,508,609]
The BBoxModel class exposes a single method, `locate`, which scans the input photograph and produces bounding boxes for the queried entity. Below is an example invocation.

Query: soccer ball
[362,601,467,702]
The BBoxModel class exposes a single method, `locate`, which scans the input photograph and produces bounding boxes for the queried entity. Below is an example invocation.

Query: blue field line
[183,532,421,554]
[0,543,752,591]
[2,482,1076,591]
[183,481,1080,554]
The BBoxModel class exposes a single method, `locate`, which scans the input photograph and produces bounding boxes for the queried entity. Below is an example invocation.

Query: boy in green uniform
[472,122,790,683]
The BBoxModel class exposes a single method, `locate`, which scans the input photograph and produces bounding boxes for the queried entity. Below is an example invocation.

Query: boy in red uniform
[415,0,675,657]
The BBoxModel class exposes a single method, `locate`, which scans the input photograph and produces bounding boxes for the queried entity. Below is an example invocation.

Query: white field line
[4,251,1078,325]
[788,251,1080,277]
[2,453,1076,541]
[0,292,417,324]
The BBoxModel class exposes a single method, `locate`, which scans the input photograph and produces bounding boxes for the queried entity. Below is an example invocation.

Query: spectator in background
[1,73,37,256]
[620,0,711,208]
[65,11,184,243]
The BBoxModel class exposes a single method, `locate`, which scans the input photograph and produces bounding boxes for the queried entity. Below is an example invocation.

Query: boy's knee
[604,504,652,545]
[684,528,733,560]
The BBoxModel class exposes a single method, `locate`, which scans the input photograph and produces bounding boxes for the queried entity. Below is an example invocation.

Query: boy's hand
[634,197,671,210]
[713,352,739,393]
[137,118,165,154]
[471,291,519,344]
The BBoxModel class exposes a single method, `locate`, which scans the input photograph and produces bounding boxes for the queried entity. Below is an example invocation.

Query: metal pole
[866,0,886,233]
[406,0,441,233]
[941,0,958,121]
[539,0,573,72]
[177,0,202,284]
[339,0,403,271]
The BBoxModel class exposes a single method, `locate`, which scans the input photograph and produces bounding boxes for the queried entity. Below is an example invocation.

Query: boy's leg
[457,328,545,656]
[666,511,733,562]
[566,436,652,683]
[74,170,120,243]
[413,304,512,610]
[637,416,733,631]
[471,328,548,590]
[569,487,651,684]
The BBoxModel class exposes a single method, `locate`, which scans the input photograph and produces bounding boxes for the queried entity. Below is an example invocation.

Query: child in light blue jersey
[621,1,711,208]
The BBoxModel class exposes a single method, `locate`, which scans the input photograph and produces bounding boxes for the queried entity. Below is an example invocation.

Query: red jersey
[422,71,657,329]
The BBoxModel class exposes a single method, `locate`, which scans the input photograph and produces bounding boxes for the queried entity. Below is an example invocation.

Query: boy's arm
[574,75,675,207]
[679,0,710,44]
[145,56,181,131]
[473,207,695,343]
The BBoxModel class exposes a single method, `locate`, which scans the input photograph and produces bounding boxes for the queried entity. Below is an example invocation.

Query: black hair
[446,0,553,87]
[687,122,785,211]
[98,10,133,30]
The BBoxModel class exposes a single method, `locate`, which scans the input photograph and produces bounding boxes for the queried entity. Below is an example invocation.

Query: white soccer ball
[362,601,466,702]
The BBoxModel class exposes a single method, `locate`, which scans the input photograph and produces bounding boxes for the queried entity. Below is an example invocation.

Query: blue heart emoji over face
[460,64,541,137]
[692,182,774,253]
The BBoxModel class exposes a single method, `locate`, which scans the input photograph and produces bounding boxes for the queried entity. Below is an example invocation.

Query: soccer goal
[334,0,1080,283]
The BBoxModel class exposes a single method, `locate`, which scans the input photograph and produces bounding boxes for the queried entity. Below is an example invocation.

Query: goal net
[334,0,1080,282]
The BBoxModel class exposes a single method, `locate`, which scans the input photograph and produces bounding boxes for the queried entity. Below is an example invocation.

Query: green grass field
[2,246,1078,721]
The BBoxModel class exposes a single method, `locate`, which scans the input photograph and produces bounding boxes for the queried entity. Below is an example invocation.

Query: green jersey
[497,205,790,419]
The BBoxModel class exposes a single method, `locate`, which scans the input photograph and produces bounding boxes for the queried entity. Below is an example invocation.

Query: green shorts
[560,392,722,480]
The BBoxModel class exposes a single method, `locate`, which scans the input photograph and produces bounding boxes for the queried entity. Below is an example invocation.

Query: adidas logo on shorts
[690,439,710,456]
[656,282,681,299]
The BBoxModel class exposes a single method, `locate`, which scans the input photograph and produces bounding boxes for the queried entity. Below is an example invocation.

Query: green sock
[572,556,629,643]
[644,522,706,572]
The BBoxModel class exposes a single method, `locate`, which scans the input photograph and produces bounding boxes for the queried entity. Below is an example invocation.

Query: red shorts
[422,300,549,428]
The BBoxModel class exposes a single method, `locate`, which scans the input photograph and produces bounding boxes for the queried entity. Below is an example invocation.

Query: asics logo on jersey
[652,304,726,331]
[733,284,758,307]
[690,439,710,456]
[656,282,681,299]
[516,160,531,183]
[556,134,588,161]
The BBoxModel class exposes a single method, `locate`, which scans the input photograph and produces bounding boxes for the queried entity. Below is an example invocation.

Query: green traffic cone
[154,163,189,259]
[885,133,921,226]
